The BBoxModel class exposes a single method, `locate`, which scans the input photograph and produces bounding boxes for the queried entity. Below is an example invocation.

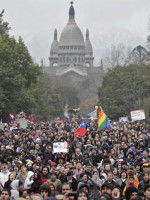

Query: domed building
[43,2,104,113]
[49,1,94,68]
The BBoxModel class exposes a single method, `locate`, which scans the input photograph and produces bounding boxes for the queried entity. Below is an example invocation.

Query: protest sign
[0,123,4,130]
[119,117,129,122]
[130,109,146,121]
[18,118,27,129]
[53,142,68,153]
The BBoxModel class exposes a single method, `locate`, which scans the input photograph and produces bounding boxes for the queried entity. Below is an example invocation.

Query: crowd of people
[0,119,149,200]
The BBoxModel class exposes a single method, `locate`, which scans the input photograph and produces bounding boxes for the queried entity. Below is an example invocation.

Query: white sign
[53,142,68,153]
[0,123,5,130]
[119,117,129,122]
[18,118,27,129]
[130,109,146,121]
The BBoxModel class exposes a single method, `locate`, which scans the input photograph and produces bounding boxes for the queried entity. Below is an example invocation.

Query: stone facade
[43,2,104,113]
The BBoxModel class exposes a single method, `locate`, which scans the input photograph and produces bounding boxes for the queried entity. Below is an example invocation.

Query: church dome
[59,21,84,46]
[59,2,84,46]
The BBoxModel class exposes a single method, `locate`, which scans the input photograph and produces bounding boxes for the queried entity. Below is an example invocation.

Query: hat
[64,162,70,166]
[101,183,112,190]
[51,161,56,167]
[55,166,61,171]
[138,190,144,196]
[36,138,41,142]
[142,163,149,168]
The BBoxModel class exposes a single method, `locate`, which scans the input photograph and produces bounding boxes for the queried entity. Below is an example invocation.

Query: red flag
[74,122,87,137]
[27,114,36,124]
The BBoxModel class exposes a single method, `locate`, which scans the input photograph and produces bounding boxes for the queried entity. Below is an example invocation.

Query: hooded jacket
[24,171,34,189]
[10,180,20,200]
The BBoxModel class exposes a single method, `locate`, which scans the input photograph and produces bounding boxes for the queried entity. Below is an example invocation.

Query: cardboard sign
[130,109,146,121]
[53,142,68,153]
[18,118,27,129]
[0,123,5,130]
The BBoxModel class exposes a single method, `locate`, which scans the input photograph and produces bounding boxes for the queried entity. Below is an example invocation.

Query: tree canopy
[98,64,150,120]
[0,12,80,121]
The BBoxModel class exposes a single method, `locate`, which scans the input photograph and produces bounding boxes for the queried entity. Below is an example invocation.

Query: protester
[0,118,149,200]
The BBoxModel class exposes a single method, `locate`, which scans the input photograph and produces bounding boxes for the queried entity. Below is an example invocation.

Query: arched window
[85,62,90,67]
[53,63,58,67]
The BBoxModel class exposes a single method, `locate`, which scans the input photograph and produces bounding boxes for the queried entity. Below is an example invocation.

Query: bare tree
[103,43,132,70]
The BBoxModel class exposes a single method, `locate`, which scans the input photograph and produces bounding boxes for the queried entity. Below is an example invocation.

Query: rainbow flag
[98,107,112,131]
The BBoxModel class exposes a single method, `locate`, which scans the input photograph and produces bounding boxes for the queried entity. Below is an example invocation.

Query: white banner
[53,142,68,153]
[119,117,129,122]
[18,118,27,129]
[130,109,146,121]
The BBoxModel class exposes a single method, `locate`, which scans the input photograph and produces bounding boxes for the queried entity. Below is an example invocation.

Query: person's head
[99,192,113,200]
[62,183,72,195]
[78,184,89,194]
[76,162,82,170]
[112,167,118,176]
[34,171,41,180]
[85,164,92,172]
[75,148,81,155]
[25,194,31,200]
[49,183,55,191]
[142,163,150,172]
[143,150,149,158]
[31,194,43,200]
[101,183,112,195]
[92,171,99,179]
[120,171,127,179]
[0,189,10,200]
[42,167,49,175]
[105,164,110,172]
[46,145,52,152]
[2,162,8,172]
[107,172,113,182]
[76,189,88,200]
[8,173,15,182]
[39,183,51,199]
[7,160,12,169]
[20,164,27,173]
[128,176,135,185]
[50,172,56,181]
[144,184,150,200]
[82,174,88,182]
[67,170,73,180]
[138,190,145,200]
[143,172,149,182]
[112,187,121,199]
[55,193,64,200]
[125,187,138,200]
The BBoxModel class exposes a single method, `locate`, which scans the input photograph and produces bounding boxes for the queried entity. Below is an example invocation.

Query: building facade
[43,2,104,113]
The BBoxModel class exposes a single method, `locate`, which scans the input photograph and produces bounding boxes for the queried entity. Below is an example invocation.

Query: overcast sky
[1,0,150,66]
